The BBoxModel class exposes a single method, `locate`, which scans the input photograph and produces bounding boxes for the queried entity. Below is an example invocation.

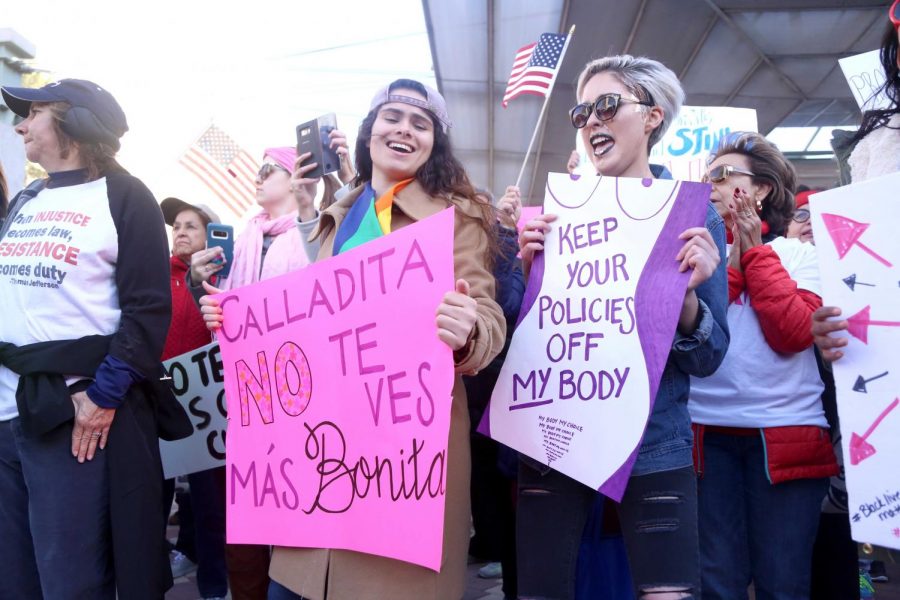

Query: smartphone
[206,224,234,280]
[296,113,340,179]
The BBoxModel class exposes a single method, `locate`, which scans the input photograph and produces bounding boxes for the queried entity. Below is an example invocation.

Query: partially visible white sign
[810,172,900,550]
[649,106,758,182]
[159,341,228,479]
[840,50,890,111]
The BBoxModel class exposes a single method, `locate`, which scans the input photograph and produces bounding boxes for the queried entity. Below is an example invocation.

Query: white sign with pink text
[810,171,900,550]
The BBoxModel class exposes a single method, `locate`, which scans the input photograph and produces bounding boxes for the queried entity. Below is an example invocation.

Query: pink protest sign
[216,208,455,570]
[517,205,543,232]
[515,206,543,258]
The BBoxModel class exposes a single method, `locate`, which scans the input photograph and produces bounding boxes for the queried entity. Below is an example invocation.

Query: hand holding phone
[206,224,234,280]
[296,113,340,179]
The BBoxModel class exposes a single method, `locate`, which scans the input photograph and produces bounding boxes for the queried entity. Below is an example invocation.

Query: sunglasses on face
[569,93,653,129]
[258,162,290,181]
[892,0,900,29]
[702,164,756,184]
[792,208,811,223]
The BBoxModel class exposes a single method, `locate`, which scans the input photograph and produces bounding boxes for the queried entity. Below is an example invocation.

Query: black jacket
[0,335,192,599]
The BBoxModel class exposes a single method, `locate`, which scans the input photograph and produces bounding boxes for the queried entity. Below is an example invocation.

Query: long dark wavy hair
[849,23,900,146]
[710,131,797,239]
[354,79,497,256]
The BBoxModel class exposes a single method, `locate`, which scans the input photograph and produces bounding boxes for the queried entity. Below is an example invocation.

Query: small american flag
[502,33,567,107]
[179,125,260,218]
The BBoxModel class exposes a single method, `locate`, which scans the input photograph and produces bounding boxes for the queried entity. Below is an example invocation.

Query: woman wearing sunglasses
[189,147,342,293]
[785,190,813,244]
[688,132,838,599]
[201,79,505,600]
[188,145,348,599]
[516,55,729,600]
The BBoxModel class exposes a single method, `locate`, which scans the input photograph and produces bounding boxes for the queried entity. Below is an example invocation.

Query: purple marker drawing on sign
[846,305,900,344]
[821,213,893,267]
[598,180,709,500]
[849,398,899,466]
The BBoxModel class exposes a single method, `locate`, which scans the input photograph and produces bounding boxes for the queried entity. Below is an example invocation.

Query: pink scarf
[220,210,309,290]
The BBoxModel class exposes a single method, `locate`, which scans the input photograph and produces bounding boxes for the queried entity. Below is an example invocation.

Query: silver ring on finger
[91,432,101,438]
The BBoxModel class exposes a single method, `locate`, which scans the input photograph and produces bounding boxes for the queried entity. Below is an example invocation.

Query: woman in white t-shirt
[688,132,838,599]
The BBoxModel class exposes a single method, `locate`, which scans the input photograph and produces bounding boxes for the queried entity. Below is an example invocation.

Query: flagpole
[514,24,576,190]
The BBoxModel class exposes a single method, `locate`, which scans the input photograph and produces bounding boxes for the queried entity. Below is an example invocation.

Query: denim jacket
[632,165,730,476]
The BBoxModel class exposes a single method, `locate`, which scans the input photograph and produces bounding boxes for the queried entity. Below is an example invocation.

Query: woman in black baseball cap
[0,79,188,599]
[2,78,129,179]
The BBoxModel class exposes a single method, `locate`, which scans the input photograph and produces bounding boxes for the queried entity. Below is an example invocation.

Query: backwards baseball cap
[160,197,221,227]
[1,79,129,150]
[369,80,452,133]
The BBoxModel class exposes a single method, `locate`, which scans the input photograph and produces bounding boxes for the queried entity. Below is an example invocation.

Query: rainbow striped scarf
[332,179,413,255]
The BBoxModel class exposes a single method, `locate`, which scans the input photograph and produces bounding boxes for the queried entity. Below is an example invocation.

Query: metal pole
[514,24,576,189]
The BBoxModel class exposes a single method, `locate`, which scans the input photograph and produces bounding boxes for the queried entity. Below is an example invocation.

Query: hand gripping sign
[216,208,455,570]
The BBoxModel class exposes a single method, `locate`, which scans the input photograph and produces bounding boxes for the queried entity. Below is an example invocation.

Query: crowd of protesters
[0,4,898,599]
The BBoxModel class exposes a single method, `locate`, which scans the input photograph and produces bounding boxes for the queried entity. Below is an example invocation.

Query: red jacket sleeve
[728,266,744,305]
[741,244,822,354]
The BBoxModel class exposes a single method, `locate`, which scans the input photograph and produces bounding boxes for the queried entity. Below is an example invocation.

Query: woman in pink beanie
[189,147,305,291]
[186,143,347,598]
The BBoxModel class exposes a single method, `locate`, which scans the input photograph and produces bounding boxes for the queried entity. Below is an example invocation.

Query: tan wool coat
[268,180,506,600]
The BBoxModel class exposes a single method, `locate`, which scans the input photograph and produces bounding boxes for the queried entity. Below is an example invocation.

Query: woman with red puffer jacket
[689,132,838,600]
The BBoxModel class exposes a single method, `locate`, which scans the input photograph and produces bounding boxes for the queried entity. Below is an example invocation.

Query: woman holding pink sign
[201,79,505,600]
